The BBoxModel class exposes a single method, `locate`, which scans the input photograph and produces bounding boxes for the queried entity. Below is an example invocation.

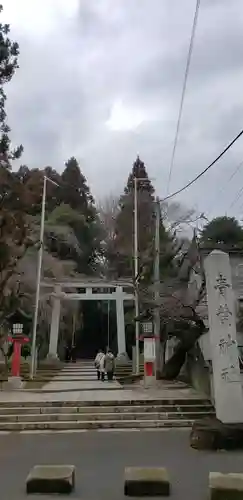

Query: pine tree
[108,156,156,278]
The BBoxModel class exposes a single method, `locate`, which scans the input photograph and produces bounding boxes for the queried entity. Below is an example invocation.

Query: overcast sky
[2,0,243,221]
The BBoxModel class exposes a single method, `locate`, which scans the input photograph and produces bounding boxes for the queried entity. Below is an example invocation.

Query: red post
[145,361,154,377]
[11,340,22,377]
[8,336,29,378]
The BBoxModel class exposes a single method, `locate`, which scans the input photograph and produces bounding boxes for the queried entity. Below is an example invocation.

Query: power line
[207,159,243,216]
[237,199,243,213]
[226,160,243,183]
[166,0,201,194]
[161,128,243,203]
[228,185,243,211]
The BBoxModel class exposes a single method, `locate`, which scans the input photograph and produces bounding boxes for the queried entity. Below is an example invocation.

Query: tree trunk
[160,324,204,380]
[0,346,9,375]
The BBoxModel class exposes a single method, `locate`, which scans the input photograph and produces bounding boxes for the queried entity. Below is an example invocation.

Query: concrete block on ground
[26,465,75,494]
[209,472,243,500]
[124,467,170,496]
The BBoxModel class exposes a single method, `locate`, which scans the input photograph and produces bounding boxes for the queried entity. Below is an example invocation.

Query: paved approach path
[0,361,206,404]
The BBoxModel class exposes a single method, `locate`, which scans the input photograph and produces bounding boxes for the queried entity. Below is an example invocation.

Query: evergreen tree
[108,156,156,278]
[59,157,102,274]
[61,157,94,212]
[0,6,34,326]
[13,158,103,276]
[200,216,243,247]
[0,4,23,166]
[45,203,86,265]
[15,165,62,215]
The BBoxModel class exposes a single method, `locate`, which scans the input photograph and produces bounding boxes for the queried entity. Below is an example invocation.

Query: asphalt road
[1,429,243,499]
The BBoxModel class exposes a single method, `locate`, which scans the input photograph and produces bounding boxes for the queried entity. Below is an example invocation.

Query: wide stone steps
[5,361,213,431]
[0,398,213,407]
[26,364,143,382]
[0,398,214,431]
[0,404,212,414]
[0,419,195,431]
[47,376,99,381]
[0,411,214,423]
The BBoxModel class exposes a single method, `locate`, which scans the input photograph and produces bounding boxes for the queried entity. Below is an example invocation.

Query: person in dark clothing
[104,349,115,381]
[65,343,71,362]
[70,344,76,362]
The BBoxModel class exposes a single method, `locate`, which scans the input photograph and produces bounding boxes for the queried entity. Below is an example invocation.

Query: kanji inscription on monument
[214,273,230,297]
[204,250,243,423]
[216,305,232,325]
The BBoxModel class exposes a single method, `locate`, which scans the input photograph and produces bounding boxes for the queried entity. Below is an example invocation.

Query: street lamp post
[30,175,59,379]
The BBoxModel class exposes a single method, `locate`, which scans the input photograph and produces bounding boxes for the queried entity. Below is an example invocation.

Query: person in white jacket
[94,349,105,381]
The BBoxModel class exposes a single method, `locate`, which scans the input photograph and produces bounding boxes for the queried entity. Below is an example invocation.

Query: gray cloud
[3,0,243,221]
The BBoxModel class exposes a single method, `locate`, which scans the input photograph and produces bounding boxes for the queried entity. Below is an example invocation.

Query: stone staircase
[0,361,215,431]
[0,398,215,432]
[15,360,144,384]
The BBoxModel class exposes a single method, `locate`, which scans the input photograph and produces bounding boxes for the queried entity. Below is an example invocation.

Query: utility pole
[107,300,110,349]
[72,310,76,348]
[134,176,140,374]
[153,197,161,377]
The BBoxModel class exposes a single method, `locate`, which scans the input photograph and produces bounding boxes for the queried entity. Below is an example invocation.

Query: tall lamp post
[30,175,59,379]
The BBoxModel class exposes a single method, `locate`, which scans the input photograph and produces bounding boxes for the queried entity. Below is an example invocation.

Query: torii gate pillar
[116,286,126,354]
[47,285,61,360]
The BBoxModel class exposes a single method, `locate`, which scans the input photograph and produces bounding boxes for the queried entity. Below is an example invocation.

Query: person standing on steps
[65,341,71,362]
[94,349,105,381]
[104,348,115,381]
[70,343,76,363]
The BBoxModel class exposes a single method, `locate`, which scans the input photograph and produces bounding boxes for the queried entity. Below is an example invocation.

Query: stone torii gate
[41,278,135,359]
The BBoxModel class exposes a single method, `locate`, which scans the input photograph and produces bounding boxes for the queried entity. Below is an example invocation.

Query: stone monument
[204,250,243,423]
[190,250,243,449]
